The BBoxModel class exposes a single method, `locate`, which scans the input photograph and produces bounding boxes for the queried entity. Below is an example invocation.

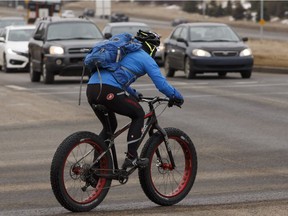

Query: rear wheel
[50,131,113,212]
[164,56,175,77]
[218,72,227,78]
[184,57,196,79]
[241,70,252,79]
[139,127,197,206]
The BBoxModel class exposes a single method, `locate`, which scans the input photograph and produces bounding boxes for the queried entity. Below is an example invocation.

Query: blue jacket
[88,49,183,100]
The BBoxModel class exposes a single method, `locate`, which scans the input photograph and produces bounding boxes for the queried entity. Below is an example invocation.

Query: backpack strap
[111,66,141,93]
[120,66,139,76]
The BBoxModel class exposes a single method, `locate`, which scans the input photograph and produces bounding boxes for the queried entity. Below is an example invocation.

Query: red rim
[61,139,108,204]
[150,136,193,198]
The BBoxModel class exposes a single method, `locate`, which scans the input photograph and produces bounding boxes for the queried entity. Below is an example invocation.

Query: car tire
[241,70,252,79]
[29,58,41,82]
[218,72,227,78]
[42,61,54,84]
[184,57,196,79]
[3,54,11,73]
[164,56,175,77]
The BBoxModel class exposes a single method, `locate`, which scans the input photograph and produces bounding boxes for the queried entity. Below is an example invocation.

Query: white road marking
[5,85,27,91]
[235,81,259,84]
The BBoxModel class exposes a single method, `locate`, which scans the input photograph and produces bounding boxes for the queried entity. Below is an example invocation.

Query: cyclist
[86,30,184,169]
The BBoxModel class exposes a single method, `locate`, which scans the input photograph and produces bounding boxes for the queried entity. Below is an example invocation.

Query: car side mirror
[242,37,248,42]
[0,37,5,43]
[104,33,112,39]
[33,33,43,40]
[177,38,188,46]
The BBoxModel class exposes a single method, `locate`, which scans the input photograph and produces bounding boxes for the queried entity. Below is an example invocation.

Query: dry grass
[64,1,288,68]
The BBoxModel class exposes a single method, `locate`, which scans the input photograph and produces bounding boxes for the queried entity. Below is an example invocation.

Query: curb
[253,66,288,74]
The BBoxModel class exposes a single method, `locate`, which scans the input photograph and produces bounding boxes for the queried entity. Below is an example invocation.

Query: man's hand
[168,97,184,107]
[135,92,143,101]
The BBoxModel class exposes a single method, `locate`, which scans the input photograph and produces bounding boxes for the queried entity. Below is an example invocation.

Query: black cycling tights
[86,84,145,158]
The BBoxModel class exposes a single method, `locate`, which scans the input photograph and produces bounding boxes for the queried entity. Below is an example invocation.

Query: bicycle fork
[154,124,176,169]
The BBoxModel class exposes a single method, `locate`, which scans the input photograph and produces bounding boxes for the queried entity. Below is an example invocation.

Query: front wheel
[50,131,113,212]
[2,54,11,73]
[184,57,196,79]
[42,61,54,84]
[29,57,41,82]
[139,127,197,206]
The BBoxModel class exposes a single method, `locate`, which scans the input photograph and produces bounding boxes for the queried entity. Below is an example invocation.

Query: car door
[176,26,189,70]
[29,22,45,72]
[165,26,183,69]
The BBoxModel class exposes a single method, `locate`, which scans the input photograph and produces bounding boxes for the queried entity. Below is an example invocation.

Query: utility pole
[202,0,206,18]
[259,0,264,39]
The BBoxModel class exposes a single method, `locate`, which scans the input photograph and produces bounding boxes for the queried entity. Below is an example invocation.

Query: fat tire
[50,131,113,212]
[139,127,197,206]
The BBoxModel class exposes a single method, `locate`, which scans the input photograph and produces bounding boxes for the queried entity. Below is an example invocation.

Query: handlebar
[141,96,169,104]
[140,96,181,108]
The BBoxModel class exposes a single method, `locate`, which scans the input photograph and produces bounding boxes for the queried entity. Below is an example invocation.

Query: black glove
[168,97,184,107]
[134,92,143,101]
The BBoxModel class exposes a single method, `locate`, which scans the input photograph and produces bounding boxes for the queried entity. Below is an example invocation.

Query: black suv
[29,17,103,84]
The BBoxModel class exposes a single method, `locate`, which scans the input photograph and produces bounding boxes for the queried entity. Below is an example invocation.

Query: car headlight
[157,43,164,52]
[7,48,16,54]
[240,48,252,57]
[49,46,64,55]
[192,49,211,57]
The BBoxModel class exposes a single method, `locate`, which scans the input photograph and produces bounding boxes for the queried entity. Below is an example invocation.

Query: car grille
[68,47,91,54]
[212,51,238,57]
[70,57,85,64]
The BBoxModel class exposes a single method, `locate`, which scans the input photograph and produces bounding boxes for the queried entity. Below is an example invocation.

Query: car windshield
[111,26,150,36]
[8,29,35,41]
[189,26,240,42]
[0,19,26,28]
[47,22,103,41]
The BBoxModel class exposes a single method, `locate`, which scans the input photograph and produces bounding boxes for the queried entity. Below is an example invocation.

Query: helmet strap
[145,41,156,56]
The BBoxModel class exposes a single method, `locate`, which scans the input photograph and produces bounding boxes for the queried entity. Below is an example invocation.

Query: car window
[110,26,150,36]
[0,19,26,28]
[35,22,45,37]
[170,27,182,40]
[0,29,6,38]
[179,26,188,40]
[189,26,240,42]
[47,22,102,40]
[8,29,35,41]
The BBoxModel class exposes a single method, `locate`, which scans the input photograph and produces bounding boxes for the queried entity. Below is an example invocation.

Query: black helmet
[135,29,161,47]
[135,29,161,58]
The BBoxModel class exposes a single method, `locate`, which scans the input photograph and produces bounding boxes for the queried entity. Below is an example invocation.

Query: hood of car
[6,41,29,53]
[189,41,248,51]
[47,39,102,48]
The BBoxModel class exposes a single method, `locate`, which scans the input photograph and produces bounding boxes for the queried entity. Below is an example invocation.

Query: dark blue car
[164,22,254,79]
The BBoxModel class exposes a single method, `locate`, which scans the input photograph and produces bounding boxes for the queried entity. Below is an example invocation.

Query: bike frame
[92,96,176,179]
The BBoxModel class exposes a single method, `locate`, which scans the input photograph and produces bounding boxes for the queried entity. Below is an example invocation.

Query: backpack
[84,33,142,72]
